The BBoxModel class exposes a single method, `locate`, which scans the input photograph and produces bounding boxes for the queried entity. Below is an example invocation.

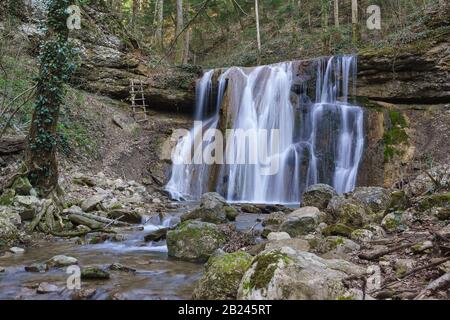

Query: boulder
[37,282,60,294]
[193,251,253,300]
[319,237,361,259]
[144,227,168,242]
[351,187,393,214]
[322,223,354,238]
[47,255,78,268]
[350,229,374,243]
[381,212,404,232]
[13,195,41,220]
[181,192,233,224]
[25,263,47,273]
[81,194,107,212]
[301,184,337,210]
[81,266,110,280]
[327,196,373,228]
[262,212,286,227]
[404,164,450,197]
[238,247,365,300]
[267,232,291,241]
[394,259,416,277]
[9,247,25,254]
[265,238,310,252]
[166,221,227,262]
[241,204,261,213]
[107,209,142,224]
[416,193,450,211]
[279,207,321,237]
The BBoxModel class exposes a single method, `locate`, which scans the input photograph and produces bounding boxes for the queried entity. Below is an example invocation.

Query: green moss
[0,189,16,206]
[247,250,292,290]
[383,111,409,162]
[418,193,450,211]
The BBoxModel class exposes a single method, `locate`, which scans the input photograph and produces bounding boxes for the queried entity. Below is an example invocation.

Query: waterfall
[166,55,364,204]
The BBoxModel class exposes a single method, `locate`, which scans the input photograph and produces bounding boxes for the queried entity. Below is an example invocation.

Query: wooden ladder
[130,79,148,123]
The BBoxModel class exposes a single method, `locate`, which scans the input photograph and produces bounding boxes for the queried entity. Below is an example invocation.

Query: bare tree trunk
[131,0,139,30]
[321,0,330,53]
[182,0,190,64]
[175,0,184,64]
[352,0,359,43]
[154,0,164,50]
[255,0,262,59]
[334,0,339,27]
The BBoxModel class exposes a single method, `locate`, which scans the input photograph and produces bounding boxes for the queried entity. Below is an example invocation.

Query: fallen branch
[358,243,413,260]
[400,257,450,279]
[414,271,450,300]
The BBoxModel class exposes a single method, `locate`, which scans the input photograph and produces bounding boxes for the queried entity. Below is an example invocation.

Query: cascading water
[166,55,364,204]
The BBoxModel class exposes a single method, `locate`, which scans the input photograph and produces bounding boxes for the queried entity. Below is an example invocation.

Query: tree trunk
[154,0,164,50]
[26,0,73,196]
[175,0,184,64]
[182,0,190,64]
[255,0,262,59]
[334,0,339,27]
[352,0,359,43]
[321,0,330,53]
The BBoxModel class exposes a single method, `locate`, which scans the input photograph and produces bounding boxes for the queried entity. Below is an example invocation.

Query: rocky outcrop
[181,192,237,224]
[14,2,200,112]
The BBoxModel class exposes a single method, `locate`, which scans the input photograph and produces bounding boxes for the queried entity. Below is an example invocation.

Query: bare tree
[352,0,359,43]
[334,0,339,27]
[175,0,184,64]
[154,0,164,50]
[182,0,190,64]
[255,0,262,59]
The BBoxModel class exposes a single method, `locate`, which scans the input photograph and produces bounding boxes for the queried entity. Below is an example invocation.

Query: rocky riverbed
[1,164,449,300]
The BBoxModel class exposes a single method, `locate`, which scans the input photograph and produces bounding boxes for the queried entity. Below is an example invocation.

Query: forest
[0,0,449,303]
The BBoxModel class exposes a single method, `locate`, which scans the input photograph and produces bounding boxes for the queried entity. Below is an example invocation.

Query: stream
[0,204,263,300]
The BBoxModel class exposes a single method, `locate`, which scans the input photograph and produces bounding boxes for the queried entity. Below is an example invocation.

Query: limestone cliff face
[9,1,201,113]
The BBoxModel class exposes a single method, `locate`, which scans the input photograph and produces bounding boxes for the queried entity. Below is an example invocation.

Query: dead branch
[414,271,450,300]
[358,243,413,260]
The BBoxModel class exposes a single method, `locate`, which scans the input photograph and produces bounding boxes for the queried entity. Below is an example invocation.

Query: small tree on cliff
[26,0,77,197]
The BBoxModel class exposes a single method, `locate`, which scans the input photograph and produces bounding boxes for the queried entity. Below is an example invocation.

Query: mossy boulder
[166,220,227,262]
[0,208,21,245]
[389,190,408,211]
[81,266,110,280]
[322,223,354,238]
[12,177,32,195]
[381,212,404,232]
[238,247,365,300]
[350,229,374,243]
[301,184,337,210]
[192,251,252,300]
[181,192,235,224]
[416,193,450,211]
[328,196,374,228]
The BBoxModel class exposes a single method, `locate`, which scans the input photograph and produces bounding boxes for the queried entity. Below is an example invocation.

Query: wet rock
[47,255,78,268]
[351,187,392,214]
[107,209,142,224]
[350,229,374,243]
[144,228,168,242]
[71,288,97,300]
[181,193,233,224]
[279,207,321,237]
[25,263,47,273]
[36,282,60,294]
[9,247,25,254]
[301,184,337,210]
[224,207,239,221]
[108,263,136,273]
[81,194,107,212]
[69,214,104,230]
[12,177,32,195]
[267,232,291,241]
[237,247,365,300]
[394,259,416,277]
[0,266,5,273]
[241,204,261,214]
[166,220,227,262]
[81,266,111,280]
[193,251,252,300]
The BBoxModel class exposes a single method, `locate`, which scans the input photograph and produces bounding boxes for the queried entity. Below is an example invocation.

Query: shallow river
[0,206,263,300]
